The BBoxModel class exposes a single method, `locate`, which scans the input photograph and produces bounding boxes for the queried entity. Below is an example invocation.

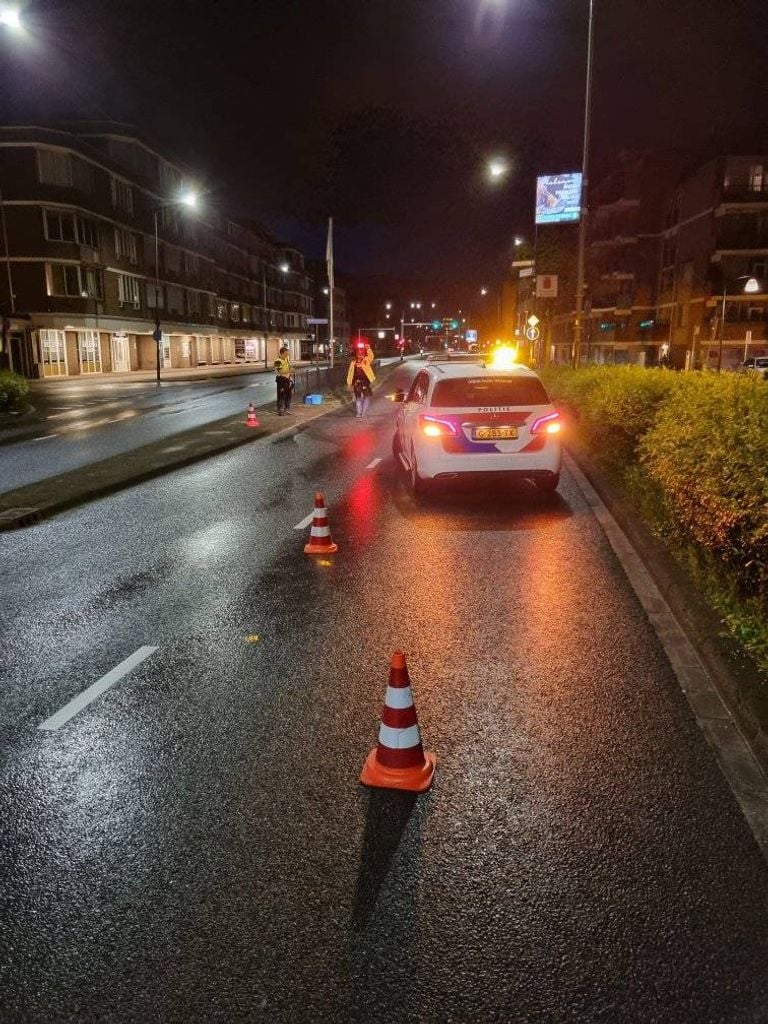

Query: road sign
[152,328,162,343]
[535,275,558,298]
[307,318,329,325]
[465,329,478,343]
[525,325,540,341]
[527,314,540,328]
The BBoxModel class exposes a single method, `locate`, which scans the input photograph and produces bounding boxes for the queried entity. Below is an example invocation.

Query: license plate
[474,426,518,440]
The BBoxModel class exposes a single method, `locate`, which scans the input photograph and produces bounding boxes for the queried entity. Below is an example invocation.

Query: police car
[392,350,562,494]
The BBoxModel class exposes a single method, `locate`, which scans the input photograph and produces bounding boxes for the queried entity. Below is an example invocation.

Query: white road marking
[293,511,316,530]
[38,646,158,732]
[366,458,382,469]
[31,433,59,441]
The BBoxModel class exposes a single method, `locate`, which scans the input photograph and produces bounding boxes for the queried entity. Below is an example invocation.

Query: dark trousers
[276,376,292,413]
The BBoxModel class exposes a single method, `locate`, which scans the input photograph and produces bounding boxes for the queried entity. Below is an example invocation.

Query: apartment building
[0,124,314,378]
[660,154,768,369]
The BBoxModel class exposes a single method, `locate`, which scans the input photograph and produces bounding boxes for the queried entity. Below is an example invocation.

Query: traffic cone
[245,402,260,428]
[360,651,436,793]
[304,492,339,555]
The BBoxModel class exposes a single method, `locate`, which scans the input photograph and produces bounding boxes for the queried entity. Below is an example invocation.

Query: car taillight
[419,414,457,438]
[531,411,561,435]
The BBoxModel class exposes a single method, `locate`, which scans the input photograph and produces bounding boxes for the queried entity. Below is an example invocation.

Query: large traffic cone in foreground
[360,651,436,793]
[245,402,260,428]
[304,492,339,555]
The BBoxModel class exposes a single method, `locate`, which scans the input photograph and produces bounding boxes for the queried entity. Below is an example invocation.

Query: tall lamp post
[572,0,595,367]
[717,275,763,373]
[153,189,199,385]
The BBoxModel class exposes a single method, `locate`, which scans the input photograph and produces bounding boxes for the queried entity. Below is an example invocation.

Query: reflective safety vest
[274,356,291,377]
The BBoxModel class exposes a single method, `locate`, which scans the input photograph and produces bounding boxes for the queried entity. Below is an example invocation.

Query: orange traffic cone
[245,402,260,428]
[360,651,436,793]
[304,492,339,555]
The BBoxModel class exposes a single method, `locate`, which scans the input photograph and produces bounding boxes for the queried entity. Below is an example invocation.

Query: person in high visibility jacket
[273,346,293,415]
[346,348,375,418]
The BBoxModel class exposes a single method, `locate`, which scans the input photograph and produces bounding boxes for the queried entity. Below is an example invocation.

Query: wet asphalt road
[0,366,327,492]
[2,364,768,1023]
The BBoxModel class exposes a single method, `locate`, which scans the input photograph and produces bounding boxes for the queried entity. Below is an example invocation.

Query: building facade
[0,125,315,378]
[522,150,768,367]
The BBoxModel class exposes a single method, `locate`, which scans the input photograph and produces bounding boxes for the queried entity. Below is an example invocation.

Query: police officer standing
[273,345,293,415]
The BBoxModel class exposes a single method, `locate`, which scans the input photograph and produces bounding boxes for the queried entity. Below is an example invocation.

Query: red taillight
[531,411,561,435]
[419,414,457,438]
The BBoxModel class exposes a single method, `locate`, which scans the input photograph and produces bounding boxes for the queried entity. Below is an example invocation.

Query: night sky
[3,0,768,285]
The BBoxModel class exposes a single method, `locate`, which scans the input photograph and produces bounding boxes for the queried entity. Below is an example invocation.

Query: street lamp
[487,158,508,181]
[513,236,524,248]
[572,0,595,367]
[0,7,22,30]
[153,188,200,384]
[717,275,763,373]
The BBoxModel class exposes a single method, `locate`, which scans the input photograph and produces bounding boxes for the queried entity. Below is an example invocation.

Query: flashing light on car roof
[486,345,518,370]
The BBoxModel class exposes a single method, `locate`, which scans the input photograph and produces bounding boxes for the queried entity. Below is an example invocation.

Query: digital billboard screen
[535,173,582,225]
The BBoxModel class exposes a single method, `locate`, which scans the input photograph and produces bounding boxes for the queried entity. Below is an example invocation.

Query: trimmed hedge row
[0,371,30,414]
[541,364,768,670]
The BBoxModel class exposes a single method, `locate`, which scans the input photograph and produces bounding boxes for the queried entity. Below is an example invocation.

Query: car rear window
[431,375,549,407]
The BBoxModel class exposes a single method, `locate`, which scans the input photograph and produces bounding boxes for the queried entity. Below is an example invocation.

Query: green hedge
[0,371,30,414]
[542,365,768,672]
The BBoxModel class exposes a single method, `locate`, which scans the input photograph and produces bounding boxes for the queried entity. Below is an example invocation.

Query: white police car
[392,352,562,494]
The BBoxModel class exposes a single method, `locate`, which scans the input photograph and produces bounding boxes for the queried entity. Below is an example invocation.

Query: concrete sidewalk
[0,361,405,530]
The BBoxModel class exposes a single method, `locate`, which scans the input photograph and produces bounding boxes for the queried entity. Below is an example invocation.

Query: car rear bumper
[415,442,561,480]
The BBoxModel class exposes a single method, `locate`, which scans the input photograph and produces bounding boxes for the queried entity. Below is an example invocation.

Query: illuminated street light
[487,158,508,180]
[153,191,201,384]
[717,275,764,372]
[480,287,488,296]
[322,287,329,295]
[385,301,392,310]
[0,7,22,30]
[280,262,290,273]
[513,236,524,247]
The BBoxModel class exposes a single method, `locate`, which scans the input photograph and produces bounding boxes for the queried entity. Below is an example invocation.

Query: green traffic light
[432,320,441,331]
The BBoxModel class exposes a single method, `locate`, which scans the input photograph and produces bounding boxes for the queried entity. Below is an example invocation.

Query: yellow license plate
[475,426,518,440]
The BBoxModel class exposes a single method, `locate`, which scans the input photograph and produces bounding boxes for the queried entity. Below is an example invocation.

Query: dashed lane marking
[366,458,382,469]
[38,646,158,732]
[30,434,59,441]
[293,511,316,530]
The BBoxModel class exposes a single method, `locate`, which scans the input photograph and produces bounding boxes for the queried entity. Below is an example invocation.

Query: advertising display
[535,173,582,224]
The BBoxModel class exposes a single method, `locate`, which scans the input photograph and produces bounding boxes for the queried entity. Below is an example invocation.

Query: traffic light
[431,319,441,331]
[397,338,405,350]
[450,320,459,330]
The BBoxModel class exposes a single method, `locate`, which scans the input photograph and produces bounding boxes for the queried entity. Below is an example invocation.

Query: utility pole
[572,0,595,368]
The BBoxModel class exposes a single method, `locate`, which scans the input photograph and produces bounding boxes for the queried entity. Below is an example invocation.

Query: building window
[184,252,198,277]
[81,267,104,300]
[44,209,77,242]
[114,227,138,263]
[215,299,227,320]
[37,150,73,187]
[39,329,68,377]
[78,216,99,249]
[117,274,141,308]
[111,176,134,215]
[161,206,179,234]
[186,290,201,318]
[48,263,81,297]
[231,303,241,322]
[77,330,101,373]
[167,285,184,314]
[749,165,764,193]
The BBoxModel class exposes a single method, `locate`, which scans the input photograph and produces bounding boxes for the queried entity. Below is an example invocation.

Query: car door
[400,371,429,452]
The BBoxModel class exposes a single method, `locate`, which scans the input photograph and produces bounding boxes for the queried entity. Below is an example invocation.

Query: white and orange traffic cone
[245,402,260,428]
[304,492,339,555]
[360,651,436,793]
